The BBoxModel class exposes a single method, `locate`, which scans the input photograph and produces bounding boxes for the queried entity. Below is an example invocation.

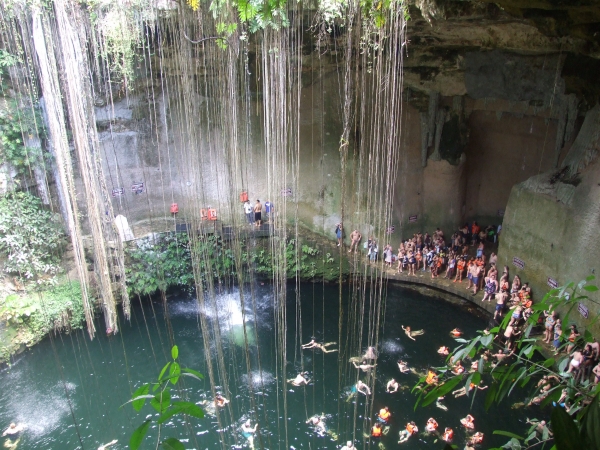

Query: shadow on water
[0,283,535,449]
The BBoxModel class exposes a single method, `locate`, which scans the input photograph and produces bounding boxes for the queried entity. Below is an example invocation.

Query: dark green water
[0,283,534,449]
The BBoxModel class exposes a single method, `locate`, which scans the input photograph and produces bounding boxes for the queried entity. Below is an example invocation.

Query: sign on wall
[408,215,418,223]
[512,257,525,270]
[131,182,144,194]
[578,302,589,319]
[547,277,559,289]
[112,187,124,197]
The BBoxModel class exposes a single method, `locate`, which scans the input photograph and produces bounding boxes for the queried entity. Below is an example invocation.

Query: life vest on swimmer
[426,419,438,431]
[469,383,476,390]
[442,429,454,442]
[426,371,437,384]
[472,432,484,444]
[461,415,475,428]
[406,423,417,435]
[200,208,208,220]
[451,329,462,337]
[208,208,217,221]
[379,409,391,422]
[371,425,382,437]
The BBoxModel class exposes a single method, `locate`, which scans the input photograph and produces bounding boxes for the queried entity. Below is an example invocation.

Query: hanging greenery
[0,191,65,281]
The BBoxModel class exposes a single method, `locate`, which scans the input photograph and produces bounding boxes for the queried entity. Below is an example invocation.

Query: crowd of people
[333,220,599,447]
[242,198,274,227]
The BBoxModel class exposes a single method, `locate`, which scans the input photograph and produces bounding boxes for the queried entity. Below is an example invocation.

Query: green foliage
[0,191,65,281]
[126,233,195,296]
[0,280,85,340]
[125,345,204,450]
[194,235,236,281]
[413,276,600,450]
[0,98,44,173]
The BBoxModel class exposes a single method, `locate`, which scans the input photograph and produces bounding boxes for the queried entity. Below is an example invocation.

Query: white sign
[578,303,589,319]
[512,257,525,270]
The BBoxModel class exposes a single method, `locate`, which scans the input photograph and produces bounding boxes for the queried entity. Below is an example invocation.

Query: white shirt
[244,203,253,214]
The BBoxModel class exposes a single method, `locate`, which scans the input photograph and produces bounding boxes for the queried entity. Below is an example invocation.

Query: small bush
[0,191,65,281]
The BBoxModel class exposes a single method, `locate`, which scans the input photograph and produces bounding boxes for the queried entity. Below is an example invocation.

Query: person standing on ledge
[244,201,254,226]
[348,229,362,253]
[254,199,262,227]
[335,222,343,246]
[264,200,273,223]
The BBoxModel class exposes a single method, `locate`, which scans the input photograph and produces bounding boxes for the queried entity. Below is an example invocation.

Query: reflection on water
[0,283,533,449]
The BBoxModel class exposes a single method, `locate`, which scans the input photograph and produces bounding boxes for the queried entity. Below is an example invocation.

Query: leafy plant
[126,233,195,296]
[0,98,44,173]
[412,276,600,449]
[0,280,85,344]
[126,345,204,450]
[0,191,65,281]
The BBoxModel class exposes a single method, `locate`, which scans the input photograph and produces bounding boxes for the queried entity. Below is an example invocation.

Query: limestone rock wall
[498,154,600,333]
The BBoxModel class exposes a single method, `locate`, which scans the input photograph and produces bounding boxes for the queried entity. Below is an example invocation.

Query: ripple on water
[381,339,404,354]
[240,370,275,388]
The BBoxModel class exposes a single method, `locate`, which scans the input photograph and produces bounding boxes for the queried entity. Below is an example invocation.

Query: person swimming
[397,360,409,373]
[437,346,450,355]
[402,325,424,341]
[215,394,230,407]
[398,422,418,443]
[306,415,327,437]
[287,372,311,386]
[301,339,338,353]
[352,360,376,372]
[241,419,258,449]
[386,378,399,393]
[97,440,118,450]
[2,424,24,439]
[425,418,438,433]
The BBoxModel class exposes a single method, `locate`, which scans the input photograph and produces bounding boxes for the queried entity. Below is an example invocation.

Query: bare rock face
[405,0,600,106]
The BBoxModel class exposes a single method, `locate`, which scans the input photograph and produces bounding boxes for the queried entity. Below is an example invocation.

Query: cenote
[0,283,531,449]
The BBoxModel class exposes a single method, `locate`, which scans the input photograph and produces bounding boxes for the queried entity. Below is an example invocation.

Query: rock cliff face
[92,1,600,319]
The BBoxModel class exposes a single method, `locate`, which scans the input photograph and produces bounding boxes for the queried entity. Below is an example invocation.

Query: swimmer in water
[2,425,24,438]
[287,372,311,386]
[437,346,450,355]
[306,414,327,437]
[241,419,258,449]
[352,360,377,372]
[402,325,424,341]
[397,360,409,373]
[460,414,475,430]
[425,418,438,433]
[98,440,118,450]
[341,441,355,450]
[301,339,338,353]
[363,346,377,360]
[436,396,448,411]
[215,394,230,407]
[386,378,399,393]
[356,380,371,395]
[450,328,462,337]
[2,424,25,450]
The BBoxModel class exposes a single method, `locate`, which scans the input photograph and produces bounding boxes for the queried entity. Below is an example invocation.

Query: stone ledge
[374,265,497,317]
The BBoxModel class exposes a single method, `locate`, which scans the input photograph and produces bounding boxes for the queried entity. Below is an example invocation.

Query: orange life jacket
[371,426,382,437]
[406,423,416,435]
[379,409,391,421]
[443,429,454,441]
[426,371,437,384]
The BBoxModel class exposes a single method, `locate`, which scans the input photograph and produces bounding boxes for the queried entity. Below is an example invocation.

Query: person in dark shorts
[254,200,262,227]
